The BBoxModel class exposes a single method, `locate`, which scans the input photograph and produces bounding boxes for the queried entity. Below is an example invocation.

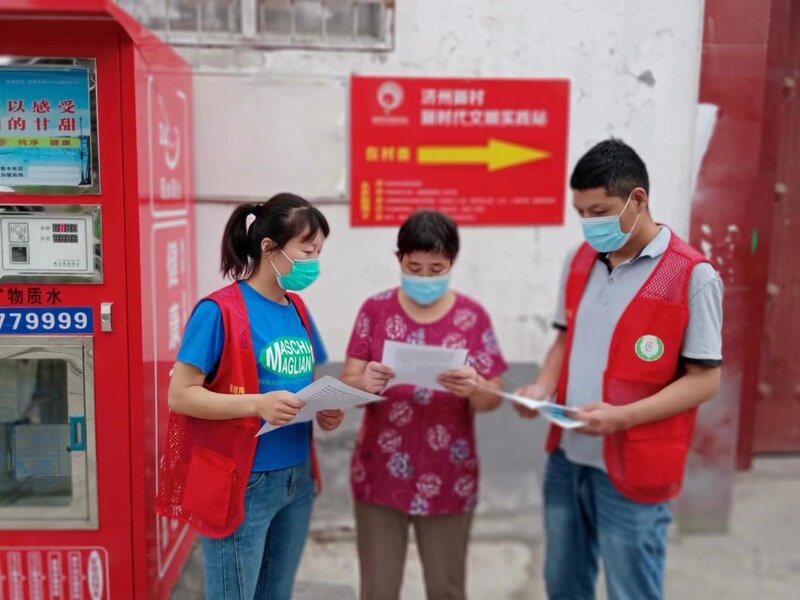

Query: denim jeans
[201,460,313,600]
[543,449,672,600]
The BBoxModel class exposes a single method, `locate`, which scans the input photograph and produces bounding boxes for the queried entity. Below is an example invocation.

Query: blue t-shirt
[176,281,327,472]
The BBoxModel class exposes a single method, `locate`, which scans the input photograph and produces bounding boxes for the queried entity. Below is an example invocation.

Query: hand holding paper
[362,361,396,394]
[257,376,382,436]
[254,390,306,427]
[479,385,584,430]
[510,392,583,429]
[513,383,549,419]
[381,341,468,392]
[568,401,628,436]
[316,409,345,431]
[437,365,479,398]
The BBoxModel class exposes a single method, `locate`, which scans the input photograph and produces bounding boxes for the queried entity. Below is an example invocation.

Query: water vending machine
[0,2,196,597]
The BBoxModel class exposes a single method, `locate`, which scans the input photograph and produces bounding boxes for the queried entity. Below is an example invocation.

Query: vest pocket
[181,446,236,529]
[619,417,688,491]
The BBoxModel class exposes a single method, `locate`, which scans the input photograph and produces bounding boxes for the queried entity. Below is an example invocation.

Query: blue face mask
[580,194,639,253]
[401,273,450,306]
[271,250,320,291]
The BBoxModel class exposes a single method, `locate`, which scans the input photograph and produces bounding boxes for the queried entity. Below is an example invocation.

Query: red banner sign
[350,76,569,226]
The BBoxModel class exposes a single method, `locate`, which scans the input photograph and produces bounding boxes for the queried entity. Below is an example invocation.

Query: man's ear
[632,187,649,212]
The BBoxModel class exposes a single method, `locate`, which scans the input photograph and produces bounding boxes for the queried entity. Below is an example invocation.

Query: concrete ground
[171,424,800,598]
[295,456,800,600]
[171,365,800,599]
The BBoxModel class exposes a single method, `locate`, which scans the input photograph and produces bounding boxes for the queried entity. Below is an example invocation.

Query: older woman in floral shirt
[341,210,507,600]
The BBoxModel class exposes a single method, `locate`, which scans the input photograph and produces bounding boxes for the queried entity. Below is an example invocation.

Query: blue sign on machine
[0,307,93,334]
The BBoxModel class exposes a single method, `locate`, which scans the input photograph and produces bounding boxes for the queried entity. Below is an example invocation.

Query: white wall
[185,0,705,362]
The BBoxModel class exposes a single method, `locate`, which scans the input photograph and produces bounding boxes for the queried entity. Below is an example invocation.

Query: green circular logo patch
[635,335,664,362]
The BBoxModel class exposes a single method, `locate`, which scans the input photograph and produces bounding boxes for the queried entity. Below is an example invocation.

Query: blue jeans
[543,449,672,600]
[201,460,313,600]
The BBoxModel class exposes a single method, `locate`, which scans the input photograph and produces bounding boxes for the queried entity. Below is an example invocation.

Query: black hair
[221,192,329,280]
[396,210,459,261]
[570,138,650,198]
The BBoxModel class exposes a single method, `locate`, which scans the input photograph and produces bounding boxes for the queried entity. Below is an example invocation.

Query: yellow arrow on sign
[417,138,551,171]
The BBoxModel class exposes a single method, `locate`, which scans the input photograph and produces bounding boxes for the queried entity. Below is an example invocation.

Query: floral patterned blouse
[346,289,507,515]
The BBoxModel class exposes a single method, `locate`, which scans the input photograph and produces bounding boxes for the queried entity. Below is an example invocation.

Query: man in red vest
[516,139,723,599]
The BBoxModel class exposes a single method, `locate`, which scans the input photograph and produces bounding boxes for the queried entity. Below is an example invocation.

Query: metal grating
[115,0,394,51]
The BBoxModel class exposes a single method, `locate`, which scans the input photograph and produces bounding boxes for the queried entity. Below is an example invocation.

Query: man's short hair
[570,138,650,198]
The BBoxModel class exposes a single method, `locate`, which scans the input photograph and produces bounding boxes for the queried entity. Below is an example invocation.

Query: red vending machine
[0,2,196,598]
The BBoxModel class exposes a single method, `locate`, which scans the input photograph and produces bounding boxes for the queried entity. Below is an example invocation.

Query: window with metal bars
[115,0,394,51]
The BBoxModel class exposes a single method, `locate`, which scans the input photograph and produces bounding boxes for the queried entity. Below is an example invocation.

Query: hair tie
[245,212,256,233]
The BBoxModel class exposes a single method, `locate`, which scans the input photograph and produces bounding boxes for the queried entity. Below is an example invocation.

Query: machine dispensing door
[0,336,98,529]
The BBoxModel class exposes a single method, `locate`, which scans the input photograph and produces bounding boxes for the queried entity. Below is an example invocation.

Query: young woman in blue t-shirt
[163,193,343,599]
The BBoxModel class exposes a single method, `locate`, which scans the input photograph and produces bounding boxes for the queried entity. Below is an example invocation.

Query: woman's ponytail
[220,203,257,279]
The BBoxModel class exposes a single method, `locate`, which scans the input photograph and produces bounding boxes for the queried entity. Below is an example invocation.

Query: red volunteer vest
[546,231,707,503]
[155,282,322,538]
